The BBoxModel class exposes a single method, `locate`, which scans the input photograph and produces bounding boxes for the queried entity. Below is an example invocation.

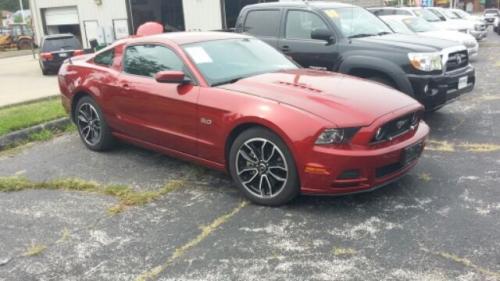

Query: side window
[124,45,184,77]
[285,10,328,40]
[243,10,280,37]
[94,49,114,66]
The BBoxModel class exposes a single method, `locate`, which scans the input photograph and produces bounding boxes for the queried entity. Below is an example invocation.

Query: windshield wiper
[377,31,391,36]
[348,33,376,39]
[212,77,244,87]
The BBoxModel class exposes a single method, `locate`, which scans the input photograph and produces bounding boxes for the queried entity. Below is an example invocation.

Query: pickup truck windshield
[182,38,297,86]
[413,9,442,22]
[323,7,393,38]
[402,17,436,33]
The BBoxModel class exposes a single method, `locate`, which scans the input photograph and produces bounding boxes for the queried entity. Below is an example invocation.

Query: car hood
[219,69,420,127]
[354,33,457,52]
[419,30,477,45]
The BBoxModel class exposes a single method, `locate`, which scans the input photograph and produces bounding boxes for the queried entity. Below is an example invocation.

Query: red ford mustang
[58,32,429,205]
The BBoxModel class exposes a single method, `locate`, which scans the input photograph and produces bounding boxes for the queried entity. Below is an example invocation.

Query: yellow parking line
[426,140,500,153]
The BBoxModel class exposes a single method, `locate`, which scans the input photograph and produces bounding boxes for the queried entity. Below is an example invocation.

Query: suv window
[42,36,81,52]
[286,10,328,40]
[243,10,280,37]
[94,49,114,66]
[124,44,184,77]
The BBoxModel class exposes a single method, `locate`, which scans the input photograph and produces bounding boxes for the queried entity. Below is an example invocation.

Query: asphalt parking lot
[1,30,500,281]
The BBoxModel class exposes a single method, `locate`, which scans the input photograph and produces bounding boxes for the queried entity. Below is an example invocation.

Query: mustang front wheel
[229,127,299,205]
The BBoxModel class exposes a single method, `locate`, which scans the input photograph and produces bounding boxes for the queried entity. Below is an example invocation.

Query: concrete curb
[0,95,60,110]
[0,117,72,150]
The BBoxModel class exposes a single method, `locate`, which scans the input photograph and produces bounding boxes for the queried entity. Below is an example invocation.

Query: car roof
[245,1,355,9]
[126,31,253,45]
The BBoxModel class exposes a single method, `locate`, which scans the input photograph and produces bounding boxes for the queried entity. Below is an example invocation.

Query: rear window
[243,10,280,37]
[42,36,81,52]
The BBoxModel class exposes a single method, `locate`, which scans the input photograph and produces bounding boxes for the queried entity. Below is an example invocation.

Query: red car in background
[58,32,429,205]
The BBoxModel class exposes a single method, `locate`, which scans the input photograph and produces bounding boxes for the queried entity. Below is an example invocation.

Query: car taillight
[73,49,85,56]
[41,52,53,61]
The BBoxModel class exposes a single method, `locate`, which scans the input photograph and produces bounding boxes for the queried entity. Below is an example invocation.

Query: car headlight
[315,128,359,145]
[408,52,442,72]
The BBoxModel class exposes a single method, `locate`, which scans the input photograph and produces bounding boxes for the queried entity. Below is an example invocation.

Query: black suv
[39,33,83,75]
[235,2,475,111]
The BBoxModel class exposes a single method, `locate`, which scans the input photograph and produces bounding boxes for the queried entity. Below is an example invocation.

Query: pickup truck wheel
[229,127,299,206]
[367,76,396,89]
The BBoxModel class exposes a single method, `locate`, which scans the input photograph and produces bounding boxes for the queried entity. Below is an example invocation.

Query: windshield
[427,9,446,21]
[402,17,436,32]
[484,9,499,15]
[414,9,442,22]
[453,9,470,19]
[381,18,413,34]
[442,9,460,19]
[42,36,81,52]
[182,38,297,86]
[323,7,393,38]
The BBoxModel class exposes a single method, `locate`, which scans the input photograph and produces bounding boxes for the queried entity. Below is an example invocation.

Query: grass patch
[23,243,47,257]
[0,176,185,214]
[0,98,66,136]
[0,124,76,155]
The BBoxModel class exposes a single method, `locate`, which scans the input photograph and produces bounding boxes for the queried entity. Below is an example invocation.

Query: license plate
[458,76,468,90]
[59,53,68,58]
[401,142,423,166]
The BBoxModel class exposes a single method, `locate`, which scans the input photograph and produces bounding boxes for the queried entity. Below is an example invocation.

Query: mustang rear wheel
[75,96,114,151]
[229,127,299,206]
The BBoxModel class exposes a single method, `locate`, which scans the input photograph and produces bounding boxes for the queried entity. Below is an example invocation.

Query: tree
[0,0,29,12]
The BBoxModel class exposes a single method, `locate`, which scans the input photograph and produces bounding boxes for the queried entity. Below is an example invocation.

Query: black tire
[367,75,396,89]
[17,38,32,50]
[229,127,299,206]
[40,65,49,75]
[74,96,115,151]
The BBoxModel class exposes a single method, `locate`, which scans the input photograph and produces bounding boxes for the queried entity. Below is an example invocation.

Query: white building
[30,0,383,49]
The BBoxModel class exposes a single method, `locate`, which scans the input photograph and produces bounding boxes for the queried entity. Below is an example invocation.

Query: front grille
[371,112,418,143]
[446,50,468,72]
[376,162,403,178]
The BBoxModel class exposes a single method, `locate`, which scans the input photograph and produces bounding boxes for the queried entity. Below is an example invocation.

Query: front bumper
[407,65,475,110]
[300,121,429,195]
[467,46,479,59]
[469,29,487,40]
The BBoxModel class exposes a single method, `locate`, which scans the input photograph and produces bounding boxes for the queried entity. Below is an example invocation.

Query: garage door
[44,7,79,26]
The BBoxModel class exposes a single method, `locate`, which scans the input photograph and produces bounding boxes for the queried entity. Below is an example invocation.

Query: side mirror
[311,28,336,44]
[155,70,190,84]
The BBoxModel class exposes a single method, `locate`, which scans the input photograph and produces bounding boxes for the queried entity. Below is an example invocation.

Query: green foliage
[0,0,29,13]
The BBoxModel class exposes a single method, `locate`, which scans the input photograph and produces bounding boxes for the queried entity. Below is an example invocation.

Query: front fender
[338,55,414,97]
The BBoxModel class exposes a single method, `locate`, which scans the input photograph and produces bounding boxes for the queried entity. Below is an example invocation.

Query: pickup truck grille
[371,112,419,144]
[446,50,468,72]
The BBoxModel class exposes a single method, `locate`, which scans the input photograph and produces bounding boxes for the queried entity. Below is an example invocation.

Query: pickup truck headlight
[315,128,359,145]
[408,52,442,72]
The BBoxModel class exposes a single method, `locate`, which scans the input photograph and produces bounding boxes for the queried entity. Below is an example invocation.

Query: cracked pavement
[1,29,500,280]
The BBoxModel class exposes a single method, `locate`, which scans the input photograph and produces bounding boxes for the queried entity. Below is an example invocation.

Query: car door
[278,9,338,71]
[113,44,199,154]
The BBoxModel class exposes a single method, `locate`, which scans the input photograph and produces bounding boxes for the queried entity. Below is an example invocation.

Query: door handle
[121,83,129,89]
[281,45,290,53]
